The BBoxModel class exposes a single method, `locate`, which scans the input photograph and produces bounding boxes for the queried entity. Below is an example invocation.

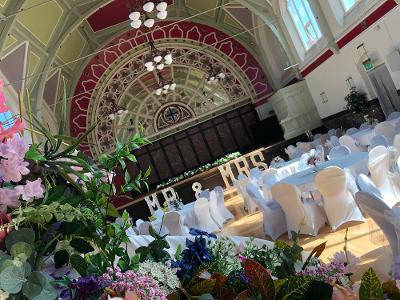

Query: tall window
[0,111,14,129]
[340,0,359,11]
[287,0,322,50]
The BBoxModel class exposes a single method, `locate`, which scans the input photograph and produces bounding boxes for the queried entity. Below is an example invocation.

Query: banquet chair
[330,136,340,147]
[136,219,144,228]
[388,111,400,121]
[314,133,322,140]
[339,135,360,153]
[375,121,395,144]
[355,192,399,257]
[285,145,298,160]
[314,167,364,231]
[199,190,210,199]
[246,182,287,240]
[262,173,279,202]
[328,129,336,137]
[356,174,382,198]
[138,221,152,235]
[237,173,258,214]
[360,123,370,130]
[393,134,400,153]
[249,167,263,184]
[271,183,326,239]
[369,146,399,207]
[346,127,359,135]
[163,211,190,236]
[193,197,220,233]
[214,186,234,222]
[209,191,226,228]
[315,145,325,161]
[298,142,312,154]
[328,145,351,160]
[394,121,400,135]
[369,135,389,151]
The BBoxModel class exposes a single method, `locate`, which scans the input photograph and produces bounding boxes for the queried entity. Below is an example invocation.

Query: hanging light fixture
[144,41,173,72]
[128,0,169,29]
[207,70,226,83]
[107,102,129,120]
[155,71,176,96]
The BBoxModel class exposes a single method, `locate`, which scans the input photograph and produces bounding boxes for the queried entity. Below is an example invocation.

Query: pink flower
[0,156,29,182]
[15,178,44,201]
[0,80,9,113]
[0,187,20,212]
[0,119,25,141]
[5,135,29,157]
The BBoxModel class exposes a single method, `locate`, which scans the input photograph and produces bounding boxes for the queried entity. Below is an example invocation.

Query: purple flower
[69,275,102,300]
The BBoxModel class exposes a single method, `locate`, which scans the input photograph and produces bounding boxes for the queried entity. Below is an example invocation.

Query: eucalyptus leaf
[0,264,25,294]
[5,228,35,252]
[10,242,33,261]
[22,271,58,300]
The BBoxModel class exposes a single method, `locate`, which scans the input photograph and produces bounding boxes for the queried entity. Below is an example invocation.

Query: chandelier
[155,71,176,96]
[129,1,168,29]
[107,102,129,120]
[144,41,172,72]
[207,70,226,83]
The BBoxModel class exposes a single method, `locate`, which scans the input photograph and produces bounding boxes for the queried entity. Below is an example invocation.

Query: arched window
[340,0,359,11]
[287,0,322,50]
[0,111,14,129]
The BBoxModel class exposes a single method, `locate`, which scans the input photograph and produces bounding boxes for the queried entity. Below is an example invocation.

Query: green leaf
[144,166,151,178]
[10,242,33,261]
[243,258,275,300]
[5,228,35,252]
[58,222,81,235]
[70,254,88,276]
[277,276,313,300]
[54,250,69,268]
[22,271,58,300]
[122,210,129,223]
[189,279,216,296]
[359,268,383,300]
[70,238,94,254]
[25,145,46,161]
[0,265,25,293]
[106,203,120,218]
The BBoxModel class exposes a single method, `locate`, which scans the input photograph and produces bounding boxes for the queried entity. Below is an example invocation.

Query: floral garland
[156,152,241,189]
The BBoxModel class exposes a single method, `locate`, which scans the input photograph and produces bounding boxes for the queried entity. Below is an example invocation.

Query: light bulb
[163,84,170,90]
[156,63,164,70]
[209,76,215,81]
[170,83,176,90]
[164,53,172,61]
[124,110,129,114]
[117,109,124,115]
[144,18,155,28]
[143,1,155,12]
[130,19,142,29]
[144,61,154,68]
[129,11,141,21]
[156,88,162,95]
[162,90,168,94]
[156,1,167,11]
[164,59,172,65]
[147,65,155,72]
[109,113,115,120]
[157,10,167,20]
[153,55,162,63]
[219,73,226,79]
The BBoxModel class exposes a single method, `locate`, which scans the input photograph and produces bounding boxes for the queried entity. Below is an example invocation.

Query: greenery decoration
[344,87,369,115]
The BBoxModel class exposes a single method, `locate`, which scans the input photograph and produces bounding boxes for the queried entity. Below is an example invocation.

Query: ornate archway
[70,20,272,157]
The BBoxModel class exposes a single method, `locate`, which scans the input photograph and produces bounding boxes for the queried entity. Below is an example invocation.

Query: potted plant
[344,87,369,125]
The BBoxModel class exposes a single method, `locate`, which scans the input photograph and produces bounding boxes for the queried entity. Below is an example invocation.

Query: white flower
[0,289,9,300]
[137,260,180,294]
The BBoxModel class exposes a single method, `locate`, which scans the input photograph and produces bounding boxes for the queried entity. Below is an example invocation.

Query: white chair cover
[330,136,340,147]
[328,129,336,137]
[193,197,220,233]
[209,191,225,228]
[138,221,151,235]
[360,123,370,130]
[393,134,400,153]
[328,145,351,160]
[355,192,399,257]
[271,183,326,238]
[356,174,382,198]
[315,145,325,161]
[297,142,312,154]
[388,111,400,121]
[246,182,287,240]
[369,135,389,150]
[375,121,395,144]
[262,173,279,202]
[394,121,400,135]
[314,167,364,231]
[314,133,322,140]
[136,219,144,228]
[285,145,298,160]
[339,135,360,153]
[236,173,257,213]
[368,146,400,207]
[346,127,359,135]
[163,211,190,236]
[199,190,210,199]
[249,167,263,183]
[214,186,234,222]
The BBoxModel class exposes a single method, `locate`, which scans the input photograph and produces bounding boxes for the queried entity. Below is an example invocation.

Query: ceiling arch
[70,20,272,156]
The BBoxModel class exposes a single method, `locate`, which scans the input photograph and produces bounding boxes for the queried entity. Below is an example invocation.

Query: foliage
[359,268,383,300]
[135,225,170,263]
[344,87,369,115]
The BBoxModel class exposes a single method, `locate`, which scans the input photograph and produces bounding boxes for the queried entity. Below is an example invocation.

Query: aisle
[221,193,392,282]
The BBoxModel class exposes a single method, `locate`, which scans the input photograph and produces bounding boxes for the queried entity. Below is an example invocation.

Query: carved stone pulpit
[269,81,322,140]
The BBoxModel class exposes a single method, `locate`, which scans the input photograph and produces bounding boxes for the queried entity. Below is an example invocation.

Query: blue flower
[189,228,217,239]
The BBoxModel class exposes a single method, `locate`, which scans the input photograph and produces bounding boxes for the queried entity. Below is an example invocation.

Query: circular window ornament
[154,102,195,131]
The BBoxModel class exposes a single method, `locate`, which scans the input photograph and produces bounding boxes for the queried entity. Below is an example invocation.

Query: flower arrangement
[307,149,321,167]
[156,152,241,189]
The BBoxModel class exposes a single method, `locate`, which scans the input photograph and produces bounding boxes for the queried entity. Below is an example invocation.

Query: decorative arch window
[287,0,322,50]
[340,0,360,12]
[0,111,14,129]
